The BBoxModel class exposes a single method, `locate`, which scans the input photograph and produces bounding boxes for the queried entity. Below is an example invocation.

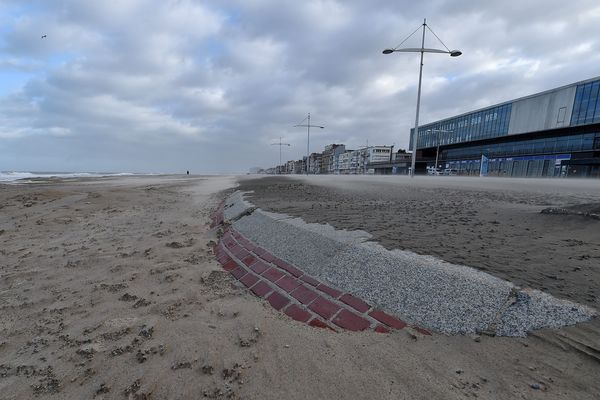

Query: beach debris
[95,383,110,396]
[133,298,151,308]
[119,293,138,302]
[138,325,154,338]
[171,361,192,370]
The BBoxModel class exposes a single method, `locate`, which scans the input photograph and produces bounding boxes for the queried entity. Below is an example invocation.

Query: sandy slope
[1,176,599,400]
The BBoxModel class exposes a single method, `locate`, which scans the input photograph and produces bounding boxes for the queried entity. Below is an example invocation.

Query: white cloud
[0,0,599,172]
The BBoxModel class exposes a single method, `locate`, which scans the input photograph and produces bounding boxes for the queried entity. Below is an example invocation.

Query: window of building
[571,79,600,126]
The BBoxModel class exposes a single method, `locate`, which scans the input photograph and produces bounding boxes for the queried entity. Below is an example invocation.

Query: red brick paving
[217,253,231,264]
[299,274,320,287]
[249,260,270,275]
[284,304,312,322]
[290,285,319,305]
[260,252,276,263]
[414,327,432,336]
[242,255,258,267]
[369,310,407,330]
[251,280,273,298]
[262,267,285,283]
[340,293,371,313]
[275,260,304,278]
[230,266,247,280]
[240,272,259,288]
[375,325,390,333]
[267,291,290,310]
[309,296,341,320]
[222,260,239,272]
[309,318,331,330]
[212,203,429,335]
[317,283,342,299]
[275,275,302,293]
[332,309,371,331]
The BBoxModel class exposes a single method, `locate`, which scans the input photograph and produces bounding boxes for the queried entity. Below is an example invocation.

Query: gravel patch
[223,191,254,221]
[226,191,597,336]
[496,288,596,336]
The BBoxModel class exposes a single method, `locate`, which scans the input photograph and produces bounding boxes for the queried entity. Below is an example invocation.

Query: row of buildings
[261,76,600,178]
[263,144,412,175]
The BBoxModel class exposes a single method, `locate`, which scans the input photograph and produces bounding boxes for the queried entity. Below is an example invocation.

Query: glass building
[410,76,600,177]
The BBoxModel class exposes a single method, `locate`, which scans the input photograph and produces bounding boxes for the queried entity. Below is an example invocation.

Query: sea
[0,171,136,182]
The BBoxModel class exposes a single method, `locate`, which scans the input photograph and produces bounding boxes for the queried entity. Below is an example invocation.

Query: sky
[1,0,599,174]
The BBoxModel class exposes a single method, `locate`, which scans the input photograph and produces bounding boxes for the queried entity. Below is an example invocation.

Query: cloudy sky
[1,0,599,173]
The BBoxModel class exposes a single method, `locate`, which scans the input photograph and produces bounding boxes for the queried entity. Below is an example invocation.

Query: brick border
[210,203,430,335]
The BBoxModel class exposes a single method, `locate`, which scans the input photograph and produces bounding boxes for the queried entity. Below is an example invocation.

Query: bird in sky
[41,34,47,39]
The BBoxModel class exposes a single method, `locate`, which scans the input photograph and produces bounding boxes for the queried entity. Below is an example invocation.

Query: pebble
[530,383,541,390]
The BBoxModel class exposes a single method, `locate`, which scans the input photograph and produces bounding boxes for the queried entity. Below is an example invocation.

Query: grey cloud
[0,0,599,173]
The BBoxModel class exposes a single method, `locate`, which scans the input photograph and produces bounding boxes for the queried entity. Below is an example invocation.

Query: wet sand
[1,175,599,399]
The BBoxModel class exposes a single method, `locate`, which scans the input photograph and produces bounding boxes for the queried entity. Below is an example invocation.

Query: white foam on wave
[0,171,135,182]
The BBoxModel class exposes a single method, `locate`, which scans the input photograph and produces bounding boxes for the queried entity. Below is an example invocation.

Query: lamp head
[450,50,462,57]
[382,49,394,54]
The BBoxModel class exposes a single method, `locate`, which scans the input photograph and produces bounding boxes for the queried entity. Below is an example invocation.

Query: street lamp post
[425,129,453,170]
[383,18,461,177]
[294,113,325,174]
[271,137,291,174]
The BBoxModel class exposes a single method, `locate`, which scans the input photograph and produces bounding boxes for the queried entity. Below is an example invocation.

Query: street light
[294,113,325,175]
[425,129,453,169]
[271,137,291,175]
[383,18,461,177]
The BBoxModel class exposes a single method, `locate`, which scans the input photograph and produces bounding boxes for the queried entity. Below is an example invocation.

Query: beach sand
[1,175,599,399]
[238,175,600,309]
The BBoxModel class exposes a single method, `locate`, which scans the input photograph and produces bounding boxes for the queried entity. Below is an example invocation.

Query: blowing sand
[1,175,599,399]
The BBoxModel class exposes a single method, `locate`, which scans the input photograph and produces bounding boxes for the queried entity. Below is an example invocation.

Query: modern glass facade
[439,132,600,177]
[442,133,598,160]
[411,103,512,150]
[445,154,574,178]
[571,78,600,126]
[412,76,600,177]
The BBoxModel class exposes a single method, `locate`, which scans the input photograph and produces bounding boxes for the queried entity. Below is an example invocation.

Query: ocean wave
[0,171,135,182]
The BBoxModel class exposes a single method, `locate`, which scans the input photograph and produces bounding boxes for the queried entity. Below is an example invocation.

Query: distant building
[265,143,406,175]
[248,167,262,174]
[337,151,352,174]
[411,76,600,177]
[321,144,346,174]
[308,153,322,174]
[368,149,411,175]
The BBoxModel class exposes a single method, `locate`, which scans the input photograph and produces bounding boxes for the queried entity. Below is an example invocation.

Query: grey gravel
[223,191,254,222]
[226,191,597,336]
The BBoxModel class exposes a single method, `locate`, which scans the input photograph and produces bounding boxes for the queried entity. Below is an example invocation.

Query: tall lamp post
[383,18,461,177]
[426,128,453,169]
[294,113,325,174]
[271,137,291,174]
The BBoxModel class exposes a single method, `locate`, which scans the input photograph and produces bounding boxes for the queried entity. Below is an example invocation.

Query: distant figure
[41,34,47,39]
[186,170,189,175]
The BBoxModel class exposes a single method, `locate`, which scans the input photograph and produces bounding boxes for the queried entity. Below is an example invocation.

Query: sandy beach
[1,175,599,399]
